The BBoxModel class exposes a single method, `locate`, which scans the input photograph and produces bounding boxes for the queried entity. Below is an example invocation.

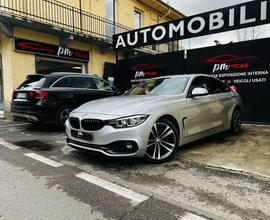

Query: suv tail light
[230,85,237,92]
[27,91,48,99]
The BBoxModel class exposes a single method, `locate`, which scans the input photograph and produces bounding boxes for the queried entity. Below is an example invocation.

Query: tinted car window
[18,75,46,89]
[189,76,211,94]
[209,78,230,93]
[52,77,70,88]
[94,78,114,91]
[69,77,97,89]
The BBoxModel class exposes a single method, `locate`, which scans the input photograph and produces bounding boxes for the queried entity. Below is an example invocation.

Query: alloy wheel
[232,109,241,133]
[146,122,177,161]
[59,108,71,126]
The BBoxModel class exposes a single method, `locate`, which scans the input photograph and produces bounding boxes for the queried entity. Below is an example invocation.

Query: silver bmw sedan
[65,74,243,163]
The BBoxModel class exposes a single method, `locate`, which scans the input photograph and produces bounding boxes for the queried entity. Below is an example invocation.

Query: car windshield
[126,77,189,96]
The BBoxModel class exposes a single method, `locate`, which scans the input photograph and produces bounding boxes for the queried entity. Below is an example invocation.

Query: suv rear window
[18,75,46,89]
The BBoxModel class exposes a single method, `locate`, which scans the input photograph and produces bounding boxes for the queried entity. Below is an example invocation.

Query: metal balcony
[0,0,131,45]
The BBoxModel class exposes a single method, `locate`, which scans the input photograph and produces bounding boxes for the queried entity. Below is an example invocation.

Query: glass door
[35,57,87,75]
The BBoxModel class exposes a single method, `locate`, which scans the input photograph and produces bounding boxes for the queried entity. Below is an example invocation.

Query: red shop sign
[15,38,89,61]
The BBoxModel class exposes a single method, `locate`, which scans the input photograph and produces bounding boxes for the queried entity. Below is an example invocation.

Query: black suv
[11,72,117,129]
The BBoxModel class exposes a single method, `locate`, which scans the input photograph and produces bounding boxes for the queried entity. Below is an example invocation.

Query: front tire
[145,118,179,163]
[230,108,241,134]
[54,105,73,130]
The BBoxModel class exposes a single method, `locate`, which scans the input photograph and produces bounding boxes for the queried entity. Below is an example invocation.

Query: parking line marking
[0,123,30,128]
[25,153,63,168]
[76,172,149,204]
[181,213,208,220]
[0,139,20,150]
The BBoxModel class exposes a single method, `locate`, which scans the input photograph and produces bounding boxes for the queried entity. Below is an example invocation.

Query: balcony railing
[0,0,131,43]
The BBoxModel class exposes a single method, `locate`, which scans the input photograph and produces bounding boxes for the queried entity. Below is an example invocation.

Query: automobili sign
[113,0,269,50]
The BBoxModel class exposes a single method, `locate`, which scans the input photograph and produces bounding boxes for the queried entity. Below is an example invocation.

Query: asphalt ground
[0,120,269,220]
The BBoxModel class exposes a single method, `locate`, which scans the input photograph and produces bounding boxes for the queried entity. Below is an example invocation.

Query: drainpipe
[155,0,171,22]
[157,1,171,52]
[113,0,116,35]
[79,0,82,32]
[160,8,171,21]
[160,5,171,51]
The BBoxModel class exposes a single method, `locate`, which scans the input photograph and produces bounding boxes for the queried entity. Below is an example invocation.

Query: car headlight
[106,115,149,128]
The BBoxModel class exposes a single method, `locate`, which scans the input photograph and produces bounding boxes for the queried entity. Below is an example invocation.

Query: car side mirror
[115,88,121,95]
[191,87,209,97]
[112,87,120,95]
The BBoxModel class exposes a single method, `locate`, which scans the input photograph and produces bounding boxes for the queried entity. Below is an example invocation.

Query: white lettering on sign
[261,1,268,20]
[152,26,166,41]
[127,32,138,46]
[213,63,230,73]
[187,17,206,34]
[169,21,184,38]
[209,12,225,30]
[57,47,73,57]
[140,28,151,43]
[229,9,235,27]
[135,71,145,78]
[115,35,126,49]
[114,1,268,50]
[240,6,256,24]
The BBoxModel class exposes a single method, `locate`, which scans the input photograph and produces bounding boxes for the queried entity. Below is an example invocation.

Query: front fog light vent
[126,143,133,149]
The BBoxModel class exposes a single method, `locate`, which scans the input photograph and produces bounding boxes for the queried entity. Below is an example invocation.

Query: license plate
[16,93,27,99]
[71,130,93,141]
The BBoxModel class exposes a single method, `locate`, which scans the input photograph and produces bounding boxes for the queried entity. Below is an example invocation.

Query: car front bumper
[65,114,155,157]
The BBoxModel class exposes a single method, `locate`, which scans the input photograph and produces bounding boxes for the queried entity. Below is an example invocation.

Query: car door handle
[73,91,80,94]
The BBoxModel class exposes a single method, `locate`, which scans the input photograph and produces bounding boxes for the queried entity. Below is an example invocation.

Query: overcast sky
[162,0,270,49]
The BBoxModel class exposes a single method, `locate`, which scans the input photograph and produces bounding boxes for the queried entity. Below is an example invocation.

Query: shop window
[134,10,142,29]
[36,57,86,75]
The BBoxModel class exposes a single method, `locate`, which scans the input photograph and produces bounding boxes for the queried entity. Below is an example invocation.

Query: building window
[106,0,114,21]
[134,10,142,29]
[105,0,116,36]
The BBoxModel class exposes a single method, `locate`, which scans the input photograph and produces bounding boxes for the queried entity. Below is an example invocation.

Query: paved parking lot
[0,120,270,220]
[180,124,270,178]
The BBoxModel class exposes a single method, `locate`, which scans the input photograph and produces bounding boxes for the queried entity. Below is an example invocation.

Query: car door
[185,76,219,136]
[69,76,100,105]
[209,77,233,124]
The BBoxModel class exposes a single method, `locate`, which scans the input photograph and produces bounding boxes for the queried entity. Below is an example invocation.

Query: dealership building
[0,0,184,118]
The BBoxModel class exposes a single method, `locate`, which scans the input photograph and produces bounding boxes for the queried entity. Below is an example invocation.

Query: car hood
[73,95,184,117]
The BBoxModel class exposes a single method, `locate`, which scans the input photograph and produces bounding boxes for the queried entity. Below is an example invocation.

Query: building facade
[0,0,184,118]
